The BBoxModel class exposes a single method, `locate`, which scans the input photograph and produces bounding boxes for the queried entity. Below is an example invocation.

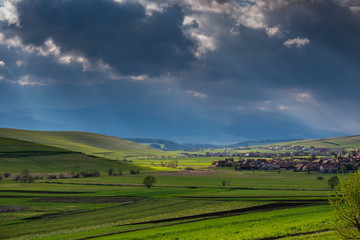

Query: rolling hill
[271,135,360,149]
[0,136,143,173]
[0,128,165,159]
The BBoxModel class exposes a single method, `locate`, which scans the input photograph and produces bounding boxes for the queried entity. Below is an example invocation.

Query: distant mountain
[228,139,303,148]
[127,138,302,150]
[0,106,347,143]
[275,135,360,149]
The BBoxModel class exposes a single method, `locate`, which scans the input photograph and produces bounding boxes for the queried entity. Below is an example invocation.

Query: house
[320,164,337,173]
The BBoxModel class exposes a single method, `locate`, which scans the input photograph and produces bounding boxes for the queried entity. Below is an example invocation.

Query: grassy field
[98,205,333,240]
[0,136,145,174]
[0,129,346,239]
[44,170,337,191]
[0,168,338,239]
[0,175,335,239]
[0,128,168,158]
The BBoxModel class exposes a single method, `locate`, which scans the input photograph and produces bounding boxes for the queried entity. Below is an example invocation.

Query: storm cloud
[1,0,196,78]
[0,0,360,142]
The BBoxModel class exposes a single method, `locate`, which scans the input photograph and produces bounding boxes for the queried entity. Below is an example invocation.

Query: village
[209,145,360,173]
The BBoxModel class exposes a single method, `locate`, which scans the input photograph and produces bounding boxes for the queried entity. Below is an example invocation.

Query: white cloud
[183,16,197,26]
[266,26,281,37]
[0,0,20,26]
[0,60,5,66]
[114,0,167,15]
[184,0,234,14]
[190,32,217,57]
[296,92,313,103]
[16,60,23,67]
[334,0,360,13]
[17,75,46,86]
[130,75,147,81]
[258,106,269,111]
[0,75,3,80]
[58,54,90,71]
[185,90,207,98]
[237,105,245,111]
[283,37,310,48]
[278,105,289,110]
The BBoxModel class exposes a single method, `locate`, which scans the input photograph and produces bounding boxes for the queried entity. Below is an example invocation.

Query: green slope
[0,136,143,173]
[272,135,360,149]
[0,128,165,158]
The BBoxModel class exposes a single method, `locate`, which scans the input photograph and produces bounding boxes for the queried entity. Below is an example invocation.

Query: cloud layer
[0,0,360,141]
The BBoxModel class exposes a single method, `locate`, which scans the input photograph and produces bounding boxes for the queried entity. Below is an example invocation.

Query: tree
[310,154,317,162]
[16,169,35,183]
[328,176,339,190]
[143,175,156,188]
[108,168,114,176]
[329,172,360,239]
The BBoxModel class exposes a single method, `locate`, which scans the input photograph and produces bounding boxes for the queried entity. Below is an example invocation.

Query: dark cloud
[177,0,360,101]
[266,0,360,60]
[4,0,195,77]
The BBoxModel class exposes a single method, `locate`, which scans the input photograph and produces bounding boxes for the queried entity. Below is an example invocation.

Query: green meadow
[0,136,145,174]
[0,128,168,158]
[0,129,347,239]
[0,176,334,239]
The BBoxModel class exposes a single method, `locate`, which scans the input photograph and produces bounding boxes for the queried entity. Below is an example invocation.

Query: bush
[47,174,57,179]
[80,169,100,178]
[59,173,66,179]
[130,169,140,174]
[108,168,114,176]
[184,167,194,171]
[317,176,324,180]
[72,172,80,178]
[15,170,35,183]
[4,173,10,178]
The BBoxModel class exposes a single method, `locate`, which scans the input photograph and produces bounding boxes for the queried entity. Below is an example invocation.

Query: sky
[0,0,360,143]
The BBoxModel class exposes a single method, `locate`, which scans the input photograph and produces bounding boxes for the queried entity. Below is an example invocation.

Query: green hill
[273,135,360,149]
[0,128,165,159]
[0,136,143,174]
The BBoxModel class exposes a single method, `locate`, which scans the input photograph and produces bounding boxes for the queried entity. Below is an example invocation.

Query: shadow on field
[79,201,328,240]
[127,201,326,225]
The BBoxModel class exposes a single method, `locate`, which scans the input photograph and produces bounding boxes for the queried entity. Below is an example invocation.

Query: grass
[0,186,265,239]
[0,136,146,174]
[0,169,336,240]
[0,129,346,239]
[133,156,220,169]
[0,128,168,158]
[46,170,337,191]
[96,205,334,240]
